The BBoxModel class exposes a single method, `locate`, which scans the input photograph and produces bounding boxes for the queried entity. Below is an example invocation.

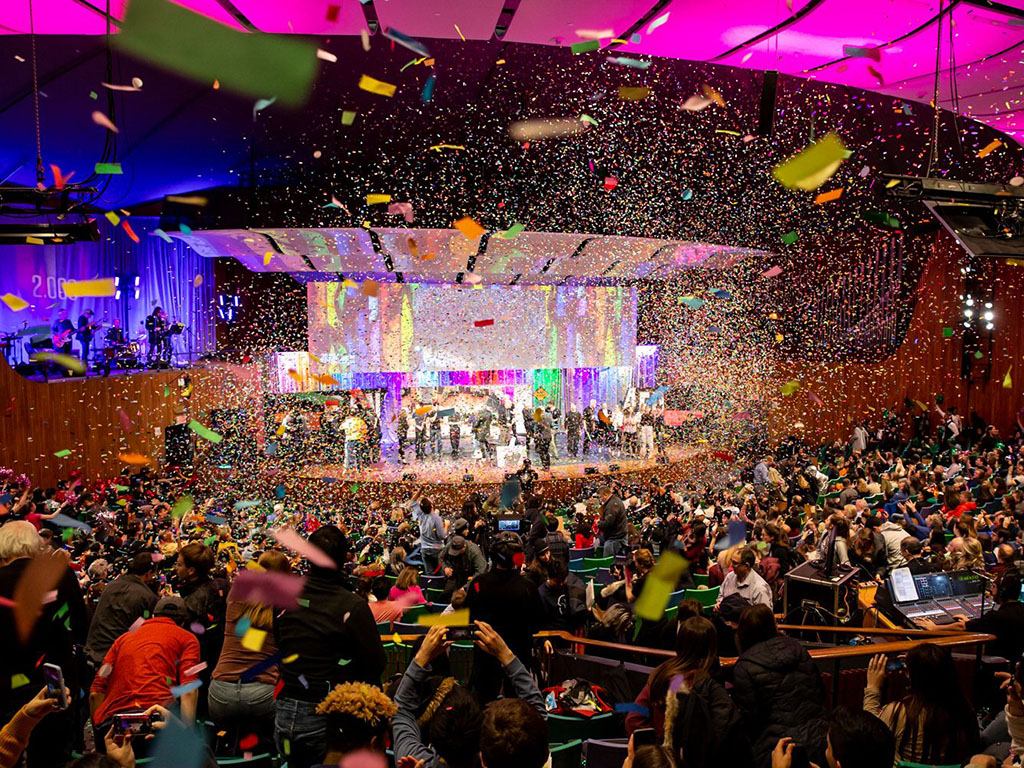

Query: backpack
[542,679,613,717]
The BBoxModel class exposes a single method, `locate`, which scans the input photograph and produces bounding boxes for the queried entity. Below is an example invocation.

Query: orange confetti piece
[91,110,119,133]
[122,220,140,243]
[814,187,843,204]
[977,139,1002,158]
[454,216,485,239]
[118,452,152,465]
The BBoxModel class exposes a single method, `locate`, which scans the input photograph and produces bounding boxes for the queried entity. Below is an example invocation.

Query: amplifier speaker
[608,464,620,472]
[164,423,193,466]
[402,472,418,481]
[463,475,475,483]
[584,467,599,475]
[783,561,860,626]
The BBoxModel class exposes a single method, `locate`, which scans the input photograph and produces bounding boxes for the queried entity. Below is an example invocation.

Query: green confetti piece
[497,222,525,239]
[337,658,351,665]
[570,39,600,55]
[942,327,954,338]
[974,351,984,359]
[204,536,218,547]
[62,528,73,542]
[341,110,356,126]
[89,90,98,100]
[164,385,170,398]
[284,739,290,756]
[54,602,69,619]
[11,674,30,689]
[781,231,799,245]
[188,419,222,443]
[579,114,598,126]
[349,484,359,492]
[298,598,310,608]
[781,379,801,396]
[115,485,129,491]
[114,0,317,107]
[94,163,123,175]
[53,449,72,458]
[171,495,194,520]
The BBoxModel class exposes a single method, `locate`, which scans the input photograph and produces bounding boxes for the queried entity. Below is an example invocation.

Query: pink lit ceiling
[171,228,763,283]
[4,0,1024,139]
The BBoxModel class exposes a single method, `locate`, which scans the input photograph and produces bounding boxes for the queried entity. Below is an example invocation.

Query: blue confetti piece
[204,514,226,525]
[169,680,202,698]
[615,703,650,716]
[298,674,309,689]
[275,484,286,499]
[241,652,283,682]
[422,74,436,103]
[235,616,252,637]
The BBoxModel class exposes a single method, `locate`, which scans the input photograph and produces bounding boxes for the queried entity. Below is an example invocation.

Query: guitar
[51,328,74,348]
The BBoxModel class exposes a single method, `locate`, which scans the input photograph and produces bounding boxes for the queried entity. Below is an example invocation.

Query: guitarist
[77,309,96,368]
[146,306,170,365]
[51,309,74,356]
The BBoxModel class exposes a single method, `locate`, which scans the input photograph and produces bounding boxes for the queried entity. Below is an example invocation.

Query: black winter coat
[731,635,830,768]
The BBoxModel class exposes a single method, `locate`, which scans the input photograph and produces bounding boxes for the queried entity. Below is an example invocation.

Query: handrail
[380,628,995,667]
[533,630,995,667]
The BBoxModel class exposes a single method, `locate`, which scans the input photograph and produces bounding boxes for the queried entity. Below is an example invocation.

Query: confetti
[358,75,396,98]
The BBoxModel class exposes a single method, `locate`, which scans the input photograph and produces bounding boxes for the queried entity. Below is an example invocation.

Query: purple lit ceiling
[2,0,1023,140]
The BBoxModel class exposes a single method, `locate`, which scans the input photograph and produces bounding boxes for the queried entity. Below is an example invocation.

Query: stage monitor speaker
[164,423,193,466]
[584,467,599,475]
[463,475,475,483]
[402,472,418,481]
[608,464,620,472]
[757,70,778,137]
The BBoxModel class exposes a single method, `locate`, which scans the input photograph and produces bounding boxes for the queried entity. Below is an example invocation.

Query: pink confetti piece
[761,266,783,278]
[388,202,414,223]
[273,527,337,569]
[91,110,119,133]
[128,616,146,633]
[184,662,207,677]
[231,569,307,609]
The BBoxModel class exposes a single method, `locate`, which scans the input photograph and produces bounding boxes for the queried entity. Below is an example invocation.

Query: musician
[76,309,95,367]
[145,307,170,364]
[105,320,125,346]
[51,309,74,356]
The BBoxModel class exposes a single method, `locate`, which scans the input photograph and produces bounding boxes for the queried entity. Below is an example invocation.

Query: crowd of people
[0,399,1023,768]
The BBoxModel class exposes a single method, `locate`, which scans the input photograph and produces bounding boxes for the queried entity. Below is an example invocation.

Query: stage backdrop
[307,283,637,374]
[0,218,215,362]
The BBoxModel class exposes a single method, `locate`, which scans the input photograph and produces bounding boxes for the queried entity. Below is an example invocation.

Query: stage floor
[284,441,698,485]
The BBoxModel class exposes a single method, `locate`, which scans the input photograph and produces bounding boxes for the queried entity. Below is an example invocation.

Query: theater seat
[217,754,273,767]
[584,556,614,569]
[583,738,630,768]
[683,586,719,609]
[547,712,619,743]
[549,739,583,768]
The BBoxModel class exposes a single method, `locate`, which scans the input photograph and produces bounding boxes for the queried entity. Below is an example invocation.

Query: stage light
[964,309,973,318]
[984,311,994,321]
[985,302,993,309]
[966,297,974,306]
[986,322,995,330]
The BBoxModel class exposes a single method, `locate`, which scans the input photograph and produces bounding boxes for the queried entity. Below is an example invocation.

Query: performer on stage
[565,403,583,457]
[145,306,171,365]
[535,407,553,471]
[583,400,597,446]
[105,320,125,346]
[396,408,410,463]
[448,414,461,458]
[473,409,493,461]
[51,309,74,356]
[76,309,96,368]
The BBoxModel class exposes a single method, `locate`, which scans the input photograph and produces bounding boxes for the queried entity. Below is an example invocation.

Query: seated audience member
[390,566,427,605]
[537,560,586,631]
[208,549,291,751]
[392,622,546,768]
[89,597,201,742]
[863,644,979,765]
[626,617,740,751]
[440,532,487,598]
[624,740,677,768]
[772,708,896,768]
[368,575,406,622]
[732,604,829,768]
[314,682,396,767]
[0,686,69,768]
[899,537,934,575]
[918,572,1024,662]
[716,547,773,609]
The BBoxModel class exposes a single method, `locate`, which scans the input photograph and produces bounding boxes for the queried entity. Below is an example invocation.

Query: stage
[264,443,729,508]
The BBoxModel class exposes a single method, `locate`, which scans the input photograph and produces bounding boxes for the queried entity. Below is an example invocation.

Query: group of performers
[394,399,671,471]
[26,306,180,373]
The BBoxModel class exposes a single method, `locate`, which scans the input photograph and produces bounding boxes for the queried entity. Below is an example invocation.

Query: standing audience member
[85,551,159,665]
[274,526,386,768]
[208,550,291,751]
[598,485,629,558]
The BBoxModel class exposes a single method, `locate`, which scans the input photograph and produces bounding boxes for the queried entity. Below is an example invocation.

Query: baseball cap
[154,596,188,623]
[449,535,467,555]
[452,518,469,532]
